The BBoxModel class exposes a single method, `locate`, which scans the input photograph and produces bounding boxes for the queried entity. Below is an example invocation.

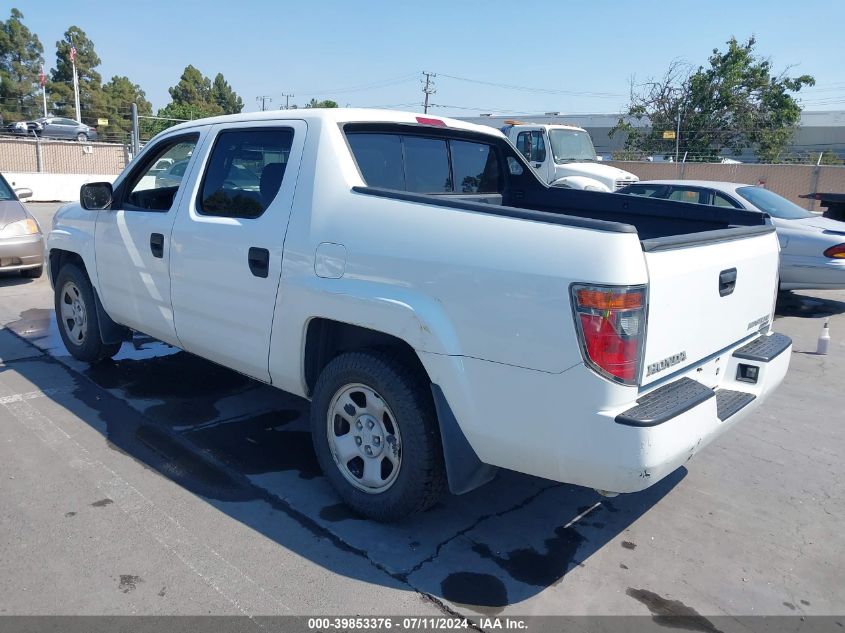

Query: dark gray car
[35,117,98,142]
[0,173,43,278]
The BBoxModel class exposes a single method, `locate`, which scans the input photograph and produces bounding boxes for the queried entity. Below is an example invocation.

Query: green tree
[0,8,44,122]
[611,37,814,163]
[304,98,338,108]
[168,64,214,109]
[101,75,151,140]
[210,73,243,114]
[50,26,105,123]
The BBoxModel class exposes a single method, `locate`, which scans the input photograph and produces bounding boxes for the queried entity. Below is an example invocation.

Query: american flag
[39,64,46,87]
[69,45,77,63]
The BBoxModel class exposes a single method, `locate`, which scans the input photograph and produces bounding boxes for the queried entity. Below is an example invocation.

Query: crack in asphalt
[398,482,565,582]
[1,329,491,624]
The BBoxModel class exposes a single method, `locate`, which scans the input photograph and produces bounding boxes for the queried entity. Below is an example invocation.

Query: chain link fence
[0,136,128,175]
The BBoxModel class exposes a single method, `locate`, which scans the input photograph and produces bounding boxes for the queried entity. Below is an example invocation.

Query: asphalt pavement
[1,203,843,623]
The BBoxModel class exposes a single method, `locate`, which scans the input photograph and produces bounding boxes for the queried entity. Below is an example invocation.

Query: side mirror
[81,182,114,210]
[14,187,33,200]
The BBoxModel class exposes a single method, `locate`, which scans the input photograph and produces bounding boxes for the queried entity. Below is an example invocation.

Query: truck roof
[163,108,506,138]
[499,122,587,133]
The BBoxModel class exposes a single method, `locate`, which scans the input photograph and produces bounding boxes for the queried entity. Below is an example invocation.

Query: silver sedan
[0,174,43,278]
[618,180,845,290]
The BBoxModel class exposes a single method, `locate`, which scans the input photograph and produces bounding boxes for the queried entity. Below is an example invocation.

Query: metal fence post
[130,102,140,159]
[806,152,823,211]
[34,136,43,173]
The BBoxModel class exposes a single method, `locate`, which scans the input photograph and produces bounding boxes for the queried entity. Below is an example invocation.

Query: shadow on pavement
[3,307,683,613]
[0,271,38,287]
[775,291,845,319]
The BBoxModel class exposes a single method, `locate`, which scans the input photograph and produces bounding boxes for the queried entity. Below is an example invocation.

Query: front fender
[550,176,611,192]
[46,224,100,293]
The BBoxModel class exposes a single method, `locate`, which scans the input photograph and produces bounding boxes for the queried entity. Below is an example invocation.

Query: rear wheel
[54,264,121,363]
[76,132,88,142]
[310,350,446,522]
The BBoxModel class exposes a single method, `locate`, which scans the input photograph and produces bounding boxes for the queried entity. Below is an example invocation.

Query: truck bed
[354,185,773,251]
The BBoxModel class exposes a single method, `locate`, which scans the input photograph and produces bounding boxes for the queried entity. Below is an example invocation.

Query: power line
[280,93,294,109]
[435,72,623,98]
[256,95,272,111]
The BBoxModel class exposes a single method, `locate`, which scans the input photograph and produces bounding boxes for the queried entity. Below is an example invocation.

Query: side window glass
[714,192,740,208]
[516,132,532,161]
[402,136,450,193]
[450,140,501,193]
[199,128,294,219]
[668,188,704,204]
[124,135,199,211]
[531,132,547,162]
[626,185,665,198]
[347,133,405,190]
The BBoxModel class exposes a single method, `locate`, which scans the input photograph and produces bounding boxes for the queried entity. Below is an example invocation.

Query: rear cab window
[346,128,502,196]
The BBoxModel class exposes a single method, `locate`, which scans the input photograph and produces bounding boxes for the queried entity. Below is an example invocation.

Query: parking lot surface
[1,203,843,621]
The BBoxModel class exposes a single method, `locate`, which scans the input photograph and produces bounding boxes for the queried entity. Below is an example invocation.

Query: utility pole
[422,71,436,114]
[256,95,272,111]
[281,93,294,109]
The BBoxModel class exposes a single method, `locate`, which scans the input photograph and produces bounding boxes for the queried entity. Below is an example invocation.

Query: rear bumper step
[715,389,756,421]
[732,332,792,362]
[616,379,758,427]
[616,378,714,427]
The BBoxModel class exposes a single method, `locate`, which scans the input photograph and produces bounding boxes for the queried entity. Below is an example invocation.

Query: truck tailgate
[641,229,779,387]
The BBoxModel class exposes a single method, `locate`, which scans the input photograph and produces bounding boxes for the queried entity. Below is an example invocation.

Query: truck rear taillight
[823,243,845,259]
[571,284,647,385]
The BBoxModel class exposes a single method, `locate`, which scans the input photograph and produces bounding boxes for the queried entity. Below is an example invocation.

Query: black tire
[54,263,121,363]
[21,265,43,278]
[76,132,88,142]
[310,350,446,522]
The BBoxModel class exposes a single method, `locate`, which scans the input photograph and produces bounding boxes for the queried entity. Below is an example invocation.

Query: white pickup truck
[47,109,791,521]
[492,121,639,192]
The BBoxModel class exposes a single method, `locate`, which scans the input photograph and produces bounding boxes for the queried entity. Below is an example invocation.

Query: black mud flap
[431,384,498,495]
[93,289,132,345]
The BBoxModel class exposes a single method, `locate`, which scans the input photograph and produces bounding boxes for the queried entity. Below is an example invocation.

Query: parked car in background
[618,180,845,290]
[0,173,43,278]
[154,159,190,188]
[4,120,40,137]
[34,117,98,142]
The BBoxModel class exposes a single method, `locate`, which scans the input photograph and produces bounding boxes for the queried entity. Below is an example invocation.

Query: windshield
[548,128,597,163]
[0,176,14,201]
[736,186,814,219]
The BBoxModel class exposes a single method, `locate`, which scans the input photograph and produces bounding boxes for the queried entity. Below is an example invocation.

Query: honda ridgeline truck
[47,109,791,521]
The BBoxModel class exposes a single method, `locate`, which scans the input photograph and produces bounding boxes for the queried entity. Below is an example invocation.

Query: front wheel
[310,351,446,522]
[54,264,121,363]
[76,132,88,142]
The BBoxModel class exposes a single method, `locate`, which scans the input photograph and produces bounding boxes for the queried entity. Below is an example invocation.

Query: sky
[15,0,845,118]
